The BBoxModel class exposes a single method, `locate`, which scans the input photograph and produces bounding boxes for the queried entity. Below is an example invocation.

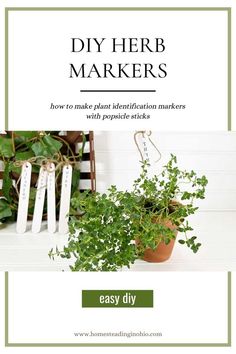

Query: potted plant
[49,154,208,271]
[133,155,208,262]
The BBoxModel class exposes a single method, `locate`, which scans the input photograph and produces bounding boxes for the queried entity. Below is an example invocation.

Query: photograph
[0,130,235,271]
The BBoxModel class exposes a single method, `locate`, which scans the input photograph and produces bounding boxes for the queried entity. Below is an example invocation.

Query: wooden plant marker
[16,162,32,233]
[47,163,56,233]
[32,166,47,233]
[58,165,72,234]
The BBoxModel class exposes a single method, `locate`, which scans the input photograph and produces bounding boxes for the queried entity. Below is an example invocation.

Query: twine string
[13,155,79,197]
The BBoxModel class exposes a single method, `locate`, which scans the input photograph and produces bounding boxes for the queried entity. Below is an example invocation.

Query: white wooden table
[0,211,235,271]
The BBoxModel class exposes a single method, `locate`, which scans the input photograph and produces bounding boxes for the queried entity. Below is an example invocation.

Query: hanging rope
[13,155,80,198]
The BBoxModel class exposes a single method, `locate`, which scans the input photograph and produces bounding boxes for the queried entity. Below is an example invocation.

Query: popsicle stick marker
[141,133,150,164]
[32,166,48,233]
[47,162,56,233]
[59,164,72,234]
[134,131,162,167]
[16,162,32,234]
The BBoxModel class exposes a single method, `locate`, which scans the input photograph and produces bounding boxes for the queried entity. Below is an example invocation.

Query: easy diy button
[82,290,153,308]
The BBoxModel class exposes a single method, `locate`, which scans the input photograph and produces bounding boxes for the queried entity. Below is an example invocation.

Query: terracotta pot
[142,219,178,263]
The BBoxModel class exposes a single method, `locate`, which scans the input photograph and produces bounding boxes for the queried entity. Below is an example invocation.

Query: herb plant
[49,155,208,271]
[133,155,208,255]
[50,189,138,271]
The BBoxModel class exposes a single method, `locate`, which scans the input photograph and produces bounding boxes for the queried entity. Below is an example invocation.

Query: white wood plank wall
[79,131,236,212]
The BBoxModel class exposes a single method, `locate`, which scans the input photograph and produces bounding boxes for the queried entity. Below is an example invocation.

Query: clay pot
[142,219,178,263]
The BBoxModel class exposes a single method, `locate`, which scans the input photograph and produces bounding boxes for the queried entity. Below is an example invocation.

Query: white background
[0,0,236,353]
[0,273,236,354]
[0,0,235,131]
[93,131,236,211]
[7,272,229,344]
[6,5,228,130]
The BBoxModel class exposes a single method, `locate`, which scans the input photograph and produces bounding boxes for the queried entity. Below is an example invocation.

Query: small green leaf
[0,138,14,158]
[15,151,34,161]
[0,199,12,220]
[31,141,45,156]
[14,131,37,143]
[2,162,13,202]
[71,169,80,195]
[43,135,62,154]
[31,135,62,157]
[178,239,185,244]
[28,188,37,209]
[164,238,171,245]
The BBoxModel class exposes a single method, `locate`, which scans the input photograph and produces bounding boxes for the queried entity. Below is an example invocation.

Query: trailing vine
[0,131,85,224]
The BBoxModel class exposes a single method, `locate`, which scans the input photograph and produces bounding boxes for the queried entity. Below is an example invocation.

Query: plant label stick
[47,163,56,233]
[141,132,160,168]
[59,165,72,234]
[32,166,48,233]
[16,162,32,234]
[141,134,149,163]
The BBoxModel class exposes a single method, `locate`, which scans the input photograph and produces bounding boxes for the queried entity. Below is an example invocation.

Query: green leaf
[31,141,46,156]
[31,135,62,157]
[71,169,80,195]
[15,151,35,161]
[11,151,39,174]
[2,162,13,202]
[14,131,37,143]
[43,135,63,153]
[0,138,14,158]
[178,239,185,244]
[164,238,171,245]
[0,199,12,221]
[28,188,37,210]
[190,236,197,242]
[78,132,86,159]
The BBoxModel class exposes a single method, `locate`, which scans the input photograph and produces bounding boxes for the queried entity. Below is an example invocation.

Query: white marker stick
[16,162,32,234]
[59,165,72,234]
[47,163,56,233]
[32,166,47,233]
[141,133,150,163]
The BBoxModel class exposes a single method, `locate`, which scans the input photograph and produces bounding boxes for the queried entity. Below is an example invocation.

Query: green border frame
[4,7,231,131]
[4,272,231,347]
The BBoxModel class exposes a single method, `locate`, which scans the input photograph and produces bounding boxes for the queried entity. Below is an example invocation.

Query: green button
[82,290,153,308]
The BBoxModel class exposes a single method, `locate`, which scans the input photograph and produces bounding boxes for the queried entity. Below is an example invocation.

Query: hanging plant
[0,131,85,225]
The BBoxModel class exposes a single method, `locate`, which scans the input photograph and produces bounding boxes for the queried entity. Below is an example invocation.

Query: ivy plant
[0,131,84,224]
[49,155,208,271]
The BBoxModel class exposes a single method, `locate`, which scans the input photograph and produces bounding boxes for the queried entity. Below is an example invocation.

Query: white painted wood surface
[0,211,235,271]
[0,132,235,271]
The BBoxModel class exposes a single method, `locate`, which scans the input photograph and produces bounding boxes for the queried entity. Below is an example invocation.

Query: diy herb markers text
[69,37,167,79]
